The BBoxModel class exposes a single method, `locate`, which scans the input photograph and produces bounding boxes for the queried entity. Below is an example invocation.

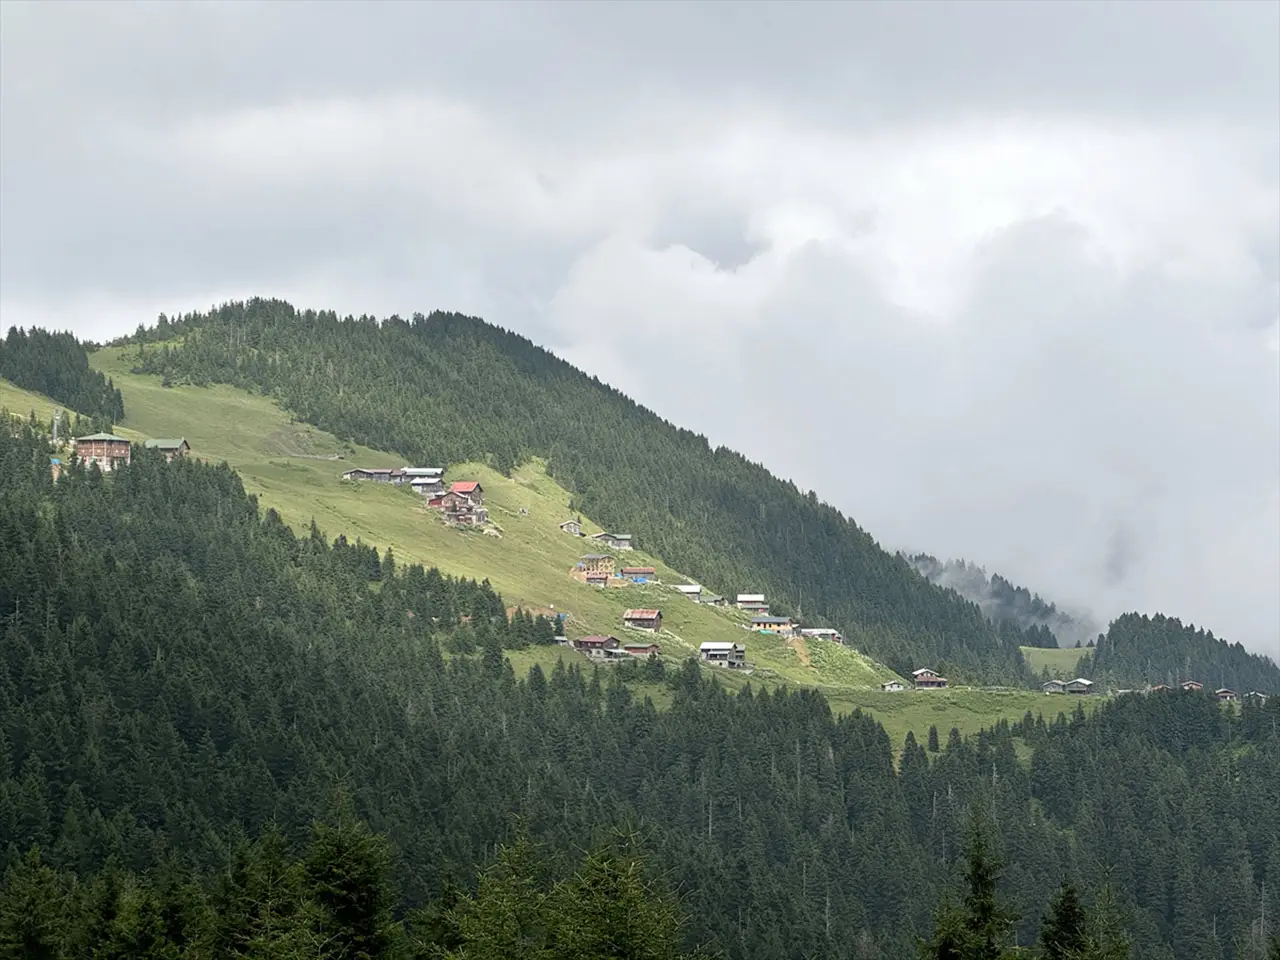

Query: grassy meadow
[1021,644,1087,677]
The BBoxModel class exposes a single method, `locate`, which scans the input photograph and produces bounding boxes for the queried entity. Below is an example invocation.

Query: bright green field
[5,350,1105,745]
[1020,645,1086,677]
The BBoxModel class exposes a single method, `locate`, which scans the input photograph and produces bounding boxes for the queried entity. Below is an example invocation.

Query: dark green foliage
[2,423,1279,958]
[123,299,1036,682]
[1084,613,1280,694]
[1039,884,1088,960]
[0,327,124,425]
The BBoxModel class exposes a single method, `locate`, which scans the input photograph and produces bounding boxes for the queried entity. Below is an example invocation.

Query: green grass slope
[1020,645,1086,677]
[6,355,1090,745]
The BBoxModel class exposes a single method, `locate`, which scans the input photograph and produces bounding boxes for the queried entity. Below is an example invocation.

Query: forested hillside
[1084,613,1280,694]
[906,553,1092,649]
[0,326,124,428]
[120,299,1034,682]
[3,424,1279,959]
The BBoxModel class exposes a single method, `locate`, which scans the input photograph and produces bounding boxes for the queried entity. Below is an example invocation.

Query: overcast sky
[2,1,1278,658]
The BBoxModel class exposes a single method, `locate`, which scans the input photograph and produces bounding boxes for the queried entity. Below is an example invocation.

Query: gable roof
[737,594,766,603]
[620,567,655,575]
[580,553,613,561]
[75,433,130,443]
[911,668,938,677]
[450,481,481,493]
[623,609,661,619]
[144,438,187,450]
[700,642,740,652]
[751,616,792,625]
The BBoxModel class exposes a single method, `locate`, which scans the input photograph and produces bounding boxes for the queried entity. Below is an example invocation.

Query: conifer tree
[1039,883,1088,960]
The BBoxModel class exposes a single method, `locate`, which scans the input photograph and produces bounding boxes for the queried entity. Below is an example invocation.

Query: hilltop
[115,299,1041,684]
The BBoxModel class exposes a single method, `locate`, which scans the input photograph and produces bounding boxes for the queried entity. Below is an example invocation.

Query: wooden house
[586,573,609,587]
[449,481,484,504]
[699,642,746,668]
[880,680,905,692]
[620,566,656,582]
[1215,688,1238,702]
[578,554,616,576]
[410,476,445,496]
[1042,679,1067,694]
[441,488,488,525]
[591,531,634,551]
[1064,678,1094,695]
[572,635,621,659]
[144,438,190,460]
[623,642,660,658]
[342,467,397,482]
[912,668,948,690]
[699,594,726,607]
[750,616,794,634]
[674,584,702,598]
[736,594,769,613]
[622,609,662,632]
[799,628,844,645]
[559,519,584,537]
[74,433,131,470]
[1180,680,1204,693]
[1245,691,1269,705]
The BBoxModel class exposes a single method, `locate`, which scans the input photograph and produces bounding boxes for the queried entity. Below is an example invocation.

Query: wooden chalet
[1180,680,1204,693]
[751,616,794,634]
[1245,691,1269,705]
[912,668,948,690]
[144,438,190,461]
[620,566,656,581]
[578,554,616,576]
[585,572,609,587]
[623,642,660,658]
[572,635,622,660]
[559,519,584,537]
[674,584,702,598]
[622,609,662,632]
[410,476,445,496]
[1064,678,1094,695]
[699,642,746,668]
[74,433,131,471]
[1042,679,1067,694]
[441,483,488,525]
[342,467,397,482]
[736,594,769,613]
[880,680,905,692]
[699,594,726,607]
[591,531,634,551]
[1215,688,1238,702]
[448,480,484,504]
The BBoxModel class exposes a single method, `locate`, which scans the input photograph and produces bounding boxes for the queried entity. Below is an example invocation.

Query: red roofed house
[912,668,949,690]
[623,609,662,632]
[620,566,656,581]
[624,642,660,658]
[441,481,488,525]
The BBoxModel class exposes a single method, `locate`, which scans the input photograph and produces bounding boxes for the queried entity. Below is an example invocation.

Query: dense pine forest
[1082,613,1280,694]
[3,424,1280,959]
[906,554,1091,650]
[0,327,124,428]
[120,299,1036,683]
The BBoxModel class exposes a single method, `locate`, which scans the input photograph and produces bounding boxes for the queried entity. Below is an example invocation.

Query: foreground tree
[921,814,1018,960]
[1039,884,1088,960]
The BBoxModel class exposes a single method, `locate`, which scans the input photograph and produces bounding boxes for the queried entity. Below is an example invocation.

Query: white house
[1042,679,1066,694]
[799,628,844,645]
[880,680,905,692]
[1064,678,1094,695]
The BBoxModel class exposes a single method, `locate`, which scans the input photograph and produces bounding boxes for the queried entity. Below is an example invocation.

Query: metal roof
[623,609,661,619]
[75,433,130,442]
[144,438,187,449]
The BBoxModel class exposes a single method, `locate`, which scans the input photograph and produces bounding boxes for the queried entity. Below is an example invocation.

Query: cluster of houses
[568,634,661,662]
[1132,680,1263,703]
[55,434,192,478]
[342,466,488,525]
[570,552,658,587]
[1040,677,1095,695]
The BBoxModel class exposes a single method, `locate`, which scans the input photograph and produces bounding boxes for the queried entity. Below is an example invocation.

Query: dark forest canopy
[0,326,124,428]
[118,298,1038,683]
[2,424,1279,959]
[1082,612,1280,694]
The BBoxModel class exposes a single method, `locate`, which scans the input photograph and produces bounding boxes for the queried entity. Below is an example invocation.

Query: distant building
[912,668,948,690]
[410,476,445,496]
[591,532,634,551]
[559,519,584,537]
[622,608,662,632]
[880,680,905,692]
[1064,678,1094,695]
[341,467,397,482]
[1245,691,1269,705]
[674,584,702,598]
[620,566,657,582]
[585,572,609,587]
[579,554,616,576]
[699,594,726,607]
[1042,679,1067,694]
[1215,688,1238,702]
[74,433,131,471]
[799,628,844,645]
[700,642,747,668]
[1180,680,1204,693]
[572,635,621,658]
[750,616,794,634]
[736,594,769,613]
[144,438,190,461]
[441,482,487,525]
[623,642,660,658]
